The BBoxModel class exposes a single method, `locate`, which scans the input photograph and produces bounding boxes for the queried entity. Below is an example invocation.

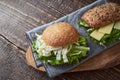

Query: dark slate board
[26,0,120,78]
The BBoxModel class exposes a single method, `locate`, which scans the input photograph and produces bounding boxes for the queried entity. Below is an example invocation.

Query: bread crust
[81,2,120,28]
[42,22,79,47]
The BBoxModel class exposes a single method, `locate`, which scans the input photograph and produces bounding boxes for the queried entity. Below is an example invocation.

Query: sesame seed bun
[42,22,79,47]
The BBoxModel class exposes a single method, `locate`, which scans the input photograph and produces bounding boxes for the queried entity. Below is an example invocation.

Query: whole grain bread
[42,22,79,47]
[81,2,120,28]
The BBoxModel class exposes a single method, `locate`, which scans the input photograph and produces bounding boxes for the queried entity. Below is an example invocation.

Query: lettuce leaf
[32,36,90,65]
[78,20,89,27]
[87,29,120,45]
[78,20,120,46]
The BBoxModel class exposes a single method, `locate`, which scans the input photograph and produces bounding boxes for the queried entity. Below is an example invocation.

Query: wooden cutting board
[26,43,120,72]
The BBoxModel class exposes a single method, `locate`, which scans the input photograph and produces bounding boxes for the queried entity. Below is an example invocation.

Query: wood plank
[0,0,64,51]
[0,0,63,23]
[35,0,96,14]
[113,65,120,73]
[109,0,120,3]
[0,36,51,80]
[0,8,31,51]
[59,68,120,80]
[0,1,39,27]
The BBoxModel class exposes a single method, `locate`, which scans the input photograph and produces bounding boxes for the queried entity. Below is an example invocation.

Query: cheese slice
[114,21,120,30]
[90,30,105,41]
[98,23,114,34]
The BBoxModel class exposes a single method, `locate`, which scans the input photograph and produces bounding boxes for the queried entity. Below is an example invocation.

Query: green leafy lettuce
[78,20,89,27]
[87,29,120,45]
[78,20,120,46]
[32,36,90,65]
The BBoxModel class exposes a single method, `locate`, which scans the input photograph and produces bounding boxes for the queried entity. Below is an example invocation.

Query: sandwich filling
[33,33,90,65]
[78,20,120,46]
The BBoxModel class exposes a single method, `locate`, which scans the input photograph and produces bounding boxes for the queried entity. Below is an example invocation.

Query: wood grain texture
[0,0,64,51]
[0,36,51,80]
[0,0,120,80]
[33,0,96,14]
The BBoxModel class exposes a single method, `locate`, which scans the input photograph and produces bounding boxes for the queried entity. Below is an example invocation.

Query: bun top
[81,2,120,28]
[42,22,79,47]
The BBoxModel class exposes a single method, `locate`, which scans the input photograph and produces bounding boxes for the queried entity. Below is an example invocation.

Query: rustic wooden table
[0,0,120,80]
